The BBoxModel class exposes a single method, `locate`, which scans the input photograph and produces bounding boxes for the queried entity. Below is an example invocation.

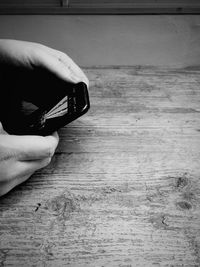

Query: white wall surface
[0,15,200,67]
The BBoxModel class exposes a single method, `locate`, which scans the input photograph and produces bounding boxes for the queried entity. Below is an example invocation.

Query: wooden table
[0,67,200,267]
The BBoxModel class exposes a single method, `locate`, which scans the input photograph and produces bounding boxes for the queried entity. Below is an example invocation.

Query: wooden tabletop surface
[0,66,200,267]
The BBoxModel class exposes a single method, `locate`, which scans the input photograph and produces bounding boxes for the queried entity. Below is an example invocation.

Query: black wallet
[16,82,90,136]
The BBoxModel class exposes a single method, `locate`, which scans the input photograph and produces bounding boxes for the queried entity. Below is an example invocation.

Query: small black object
[18,82,90,136]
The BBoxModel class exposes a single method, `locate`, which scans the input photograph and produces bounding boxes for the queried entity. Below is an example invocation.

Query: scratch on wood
[176,201,192,210]
[149,213,170,230]
[161,215,169,227]
[0,250,8,267]
[35,203,41,212]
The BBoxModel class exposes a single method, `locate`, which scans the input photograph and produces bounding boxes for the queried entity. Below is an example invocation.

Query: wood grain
[0,66,200,267]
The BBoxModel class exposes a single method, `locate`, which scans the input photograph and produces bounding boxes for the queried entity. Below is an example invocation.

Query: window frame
[0,1,200,14]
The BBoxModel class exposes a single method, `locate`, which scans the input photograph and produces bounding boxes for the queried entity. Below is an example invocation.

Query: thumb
[0,132,59,161]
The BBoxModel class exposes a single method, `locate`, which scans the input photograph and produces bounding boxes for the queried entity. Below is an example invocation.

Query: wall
[0,15,200,67]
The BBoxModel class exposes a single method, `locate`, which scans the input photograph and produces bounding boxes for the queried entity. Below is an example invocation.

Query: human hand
[0,122,59,196]
[0,39,89,86]
[0,39,89,133]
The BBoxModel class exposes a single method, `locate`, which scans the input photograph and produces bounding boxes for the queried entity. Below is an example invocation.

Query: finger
[0,156,52,196]
[19,132,59,161]
[52,50,89,87]
[35,50,81,84]
[58,55,89,87]
[1,132,59,161]
[18,156,52,173]
[2,156,52,183]
[37,45,89,87]
[0,173,34,197]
